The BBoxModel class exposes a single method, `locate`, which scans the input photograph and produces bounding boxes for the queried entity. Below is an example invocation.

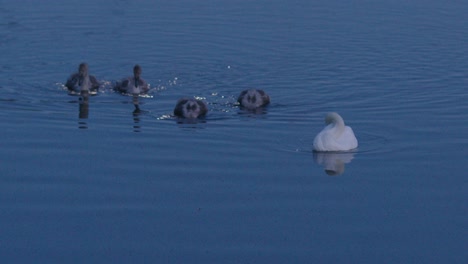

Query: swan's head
[78,63,89,77]
[133,64,142,79]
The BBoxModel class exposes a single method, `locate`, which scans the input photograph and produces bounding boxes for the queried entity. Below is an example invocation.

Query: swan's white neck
[325,112,345,136]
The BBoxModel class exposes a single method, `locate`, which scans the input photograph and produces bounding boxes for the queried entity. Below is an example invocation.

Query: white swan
[115,65,149,95]
[313,112,358,152]
[66,63,100,93]
[174,98,208,118]
[237,89,270,109]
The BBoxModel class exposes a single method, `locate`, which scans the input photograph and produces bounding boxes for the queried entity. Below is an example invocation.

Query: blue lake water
[1,0,467,263]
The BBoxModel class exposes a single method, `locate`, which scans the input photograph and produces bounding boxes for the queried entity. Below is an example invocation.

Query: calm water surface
[1,0,467,263]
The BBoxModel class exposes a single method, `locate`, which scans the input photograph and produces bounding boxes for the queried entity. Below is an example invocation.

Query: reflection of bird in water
[174,98,208,119]
[313,112,358,152]
[78,91,89,129]
[132,95,142,132]
[79,93,89,119]
[313,151,356,176]
[237,89,270,110]
[66,63,100,94]
[115,64,149,95]
[132,94,141,112]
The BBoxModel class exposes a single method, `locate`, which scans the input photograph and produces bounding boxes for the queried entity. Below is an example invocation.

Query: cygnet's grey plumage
[66,63,100,93]
[115,64,149,95]
[237,89,270,109]
[174,98,208,118]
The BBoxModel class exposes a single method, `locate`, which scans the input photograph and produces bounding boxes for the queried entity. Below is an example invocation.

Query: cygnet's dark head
[78,63,89,77]
[174,98,208,119]
[237,89,270,109]
[133,65,142,79]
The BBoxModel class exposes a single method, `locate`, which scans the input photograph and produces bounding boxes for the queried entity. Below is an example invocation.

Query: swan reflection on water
[313,151,356,176]
[78,91,90,129]
[132,94,143,132]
